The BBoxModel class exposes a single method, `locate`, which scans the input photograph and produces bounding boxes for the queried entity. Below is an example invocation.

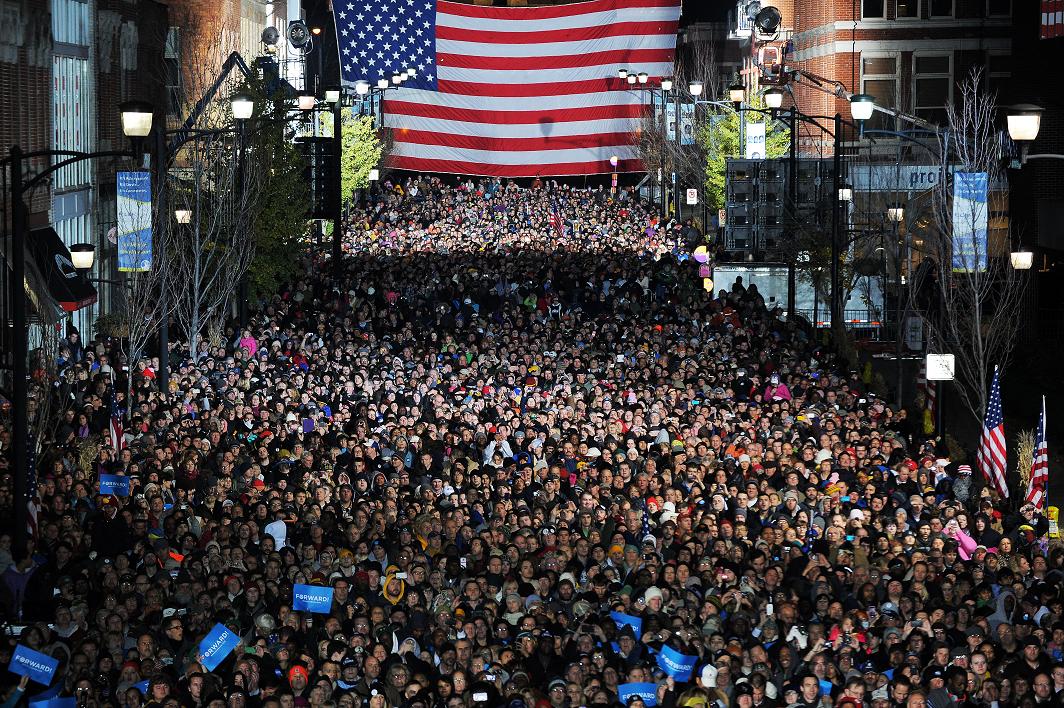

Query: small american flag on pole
[1026,396,1049,511]
[109,392,126,452]
[26,434,38,541]
[977,366,1008,498]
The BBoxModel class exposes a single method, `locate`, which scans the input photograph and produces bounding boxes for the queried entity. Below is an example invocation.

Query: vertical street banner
[666,101,678,142]
[117,171,153,272]
[745,122,766,159]
[680,103,694,145]
[951,172,988,273]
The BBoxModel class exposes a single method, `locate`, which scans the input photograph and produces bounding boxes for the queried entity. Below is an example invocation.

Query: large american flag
[333,0,680,177]
[1026,396,1049,511]
[977,366,1008,498]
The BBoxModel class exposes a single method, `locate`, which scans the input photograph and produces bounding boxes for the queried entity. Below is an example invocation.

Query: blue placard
[9,645,59,686]
[611,611,643,637]
[99,474,130,497]
[29,698,75,708]
[618,683,659,706]
[656,644,698,682]
[134,681,150,694]
[293,584,334,613]
[116,171,153,272]
[198,623,239,672]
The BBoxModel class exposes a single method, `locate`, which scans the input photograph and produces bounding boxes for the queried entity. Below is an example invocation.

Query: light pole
[323,72,405,273]
[5,104,151,553]
[887,203,907,408]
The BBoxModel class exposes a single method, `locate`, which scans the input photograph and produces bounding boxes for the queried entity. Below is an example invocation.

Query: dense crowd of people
[0,176,1058,708]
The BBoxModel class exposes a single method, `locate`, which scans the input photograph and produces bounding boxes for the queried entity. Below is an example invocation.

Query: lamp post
[6,103,150,553]
[887,202,907,408]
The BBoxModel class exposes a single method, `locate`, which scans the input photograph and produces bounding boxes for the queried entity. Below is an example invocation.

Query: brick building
[786,0,1012,144]
[0,0,169,339]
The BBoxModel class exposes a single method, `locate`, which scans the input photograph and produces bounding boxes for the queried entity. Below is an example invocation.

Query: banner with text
[117,171,153,272]
[680,103,694,145]
[293,584,334,613]
[656,644,698,681]
[951,171,988,273]
[618,683,659,706]
[610,611,643,637]
[666,102,677,143]
[99,474,130,497]
[745,122,766,159]
[198,624,239,672]
[9,645,58,686]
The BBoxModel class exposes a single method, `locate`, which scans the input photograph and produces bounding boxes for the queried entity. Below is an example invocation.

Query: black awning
[27,227,98,312]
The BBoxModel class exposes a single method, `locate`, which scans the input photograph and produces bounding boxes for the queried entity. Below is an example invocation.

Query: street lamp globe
[1010,250,1034,270]
[626,74,637,85]
[838,183,853,202]
[405,67,416,78]
[231,92,255,120]
[175,209,192,224]
[688,81,704,97]
[377,78,390,89]
[119,100,154,138]
[1007,104,1043,143]
[368,168,380,181]
[297,92,316,111]
[661,78,673,91]
[637,72,649,84]
[391,72,403,85]
[887,204,905,223]
[728,79,745,105]
[609,155,619,168]
[849,93,875,122]
[764,87,784,109]
[69,243,95,271]
[618,68,628,79]
[324,86,341,105]
[355,80,371,96]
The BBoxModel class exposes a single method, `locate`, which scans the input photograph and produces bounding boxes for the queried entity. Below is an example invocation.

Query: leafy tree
[319,110,383,210]
[700,100,790,213]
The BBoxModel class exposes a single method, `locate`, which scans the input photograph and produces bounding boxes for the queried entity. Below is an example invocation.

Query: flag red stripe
[393,129,635,151]
[436,20,678,44]
[437,48,674,71]
[438,77,627,97]
[388,155,641,176]
[438,0,679,20]
[385,100,645,124]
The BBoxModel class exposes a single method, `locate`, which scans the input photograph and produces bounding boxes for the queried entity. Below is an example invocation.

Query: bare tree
[918,70,1027,426]
[168,131,261,358]
[163,24,264,358]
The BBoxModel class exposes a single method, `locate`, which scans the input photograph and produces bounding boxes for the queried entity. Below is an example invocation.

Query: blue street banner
[618,683,659,706]
[99,474,130,497]
[9,645,59,686]
[951,171,988,273]
[656,644,698,682]
[293,584,334,613]
[117,171,153,272]
[610,611,643,637]
[198,623,240,672]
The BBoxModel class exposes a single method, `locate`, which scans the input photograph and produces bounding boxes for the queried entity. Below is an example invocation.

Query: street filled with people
[0,177,1059,708]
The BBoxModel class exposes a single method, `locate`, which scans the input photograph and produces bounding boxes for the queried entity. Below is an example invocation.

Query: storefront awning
[27,227,97,312]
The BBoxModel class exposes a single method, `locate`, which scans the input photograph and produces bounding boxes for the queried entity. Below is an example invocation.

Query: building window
[863,0,885,18]
[987,0,1010,15]
[896,0,918,18]
[986,53,1010,97]
[52,0,88,46]
[929,0,952,16]
[861,55,898,131]
[913,54,951,126]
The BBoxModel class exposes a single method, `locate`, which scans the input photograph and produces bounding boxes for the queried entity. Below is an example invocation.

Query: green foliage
[699,101,790,213]
[241,72,311,298]
[319,110,383,208]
